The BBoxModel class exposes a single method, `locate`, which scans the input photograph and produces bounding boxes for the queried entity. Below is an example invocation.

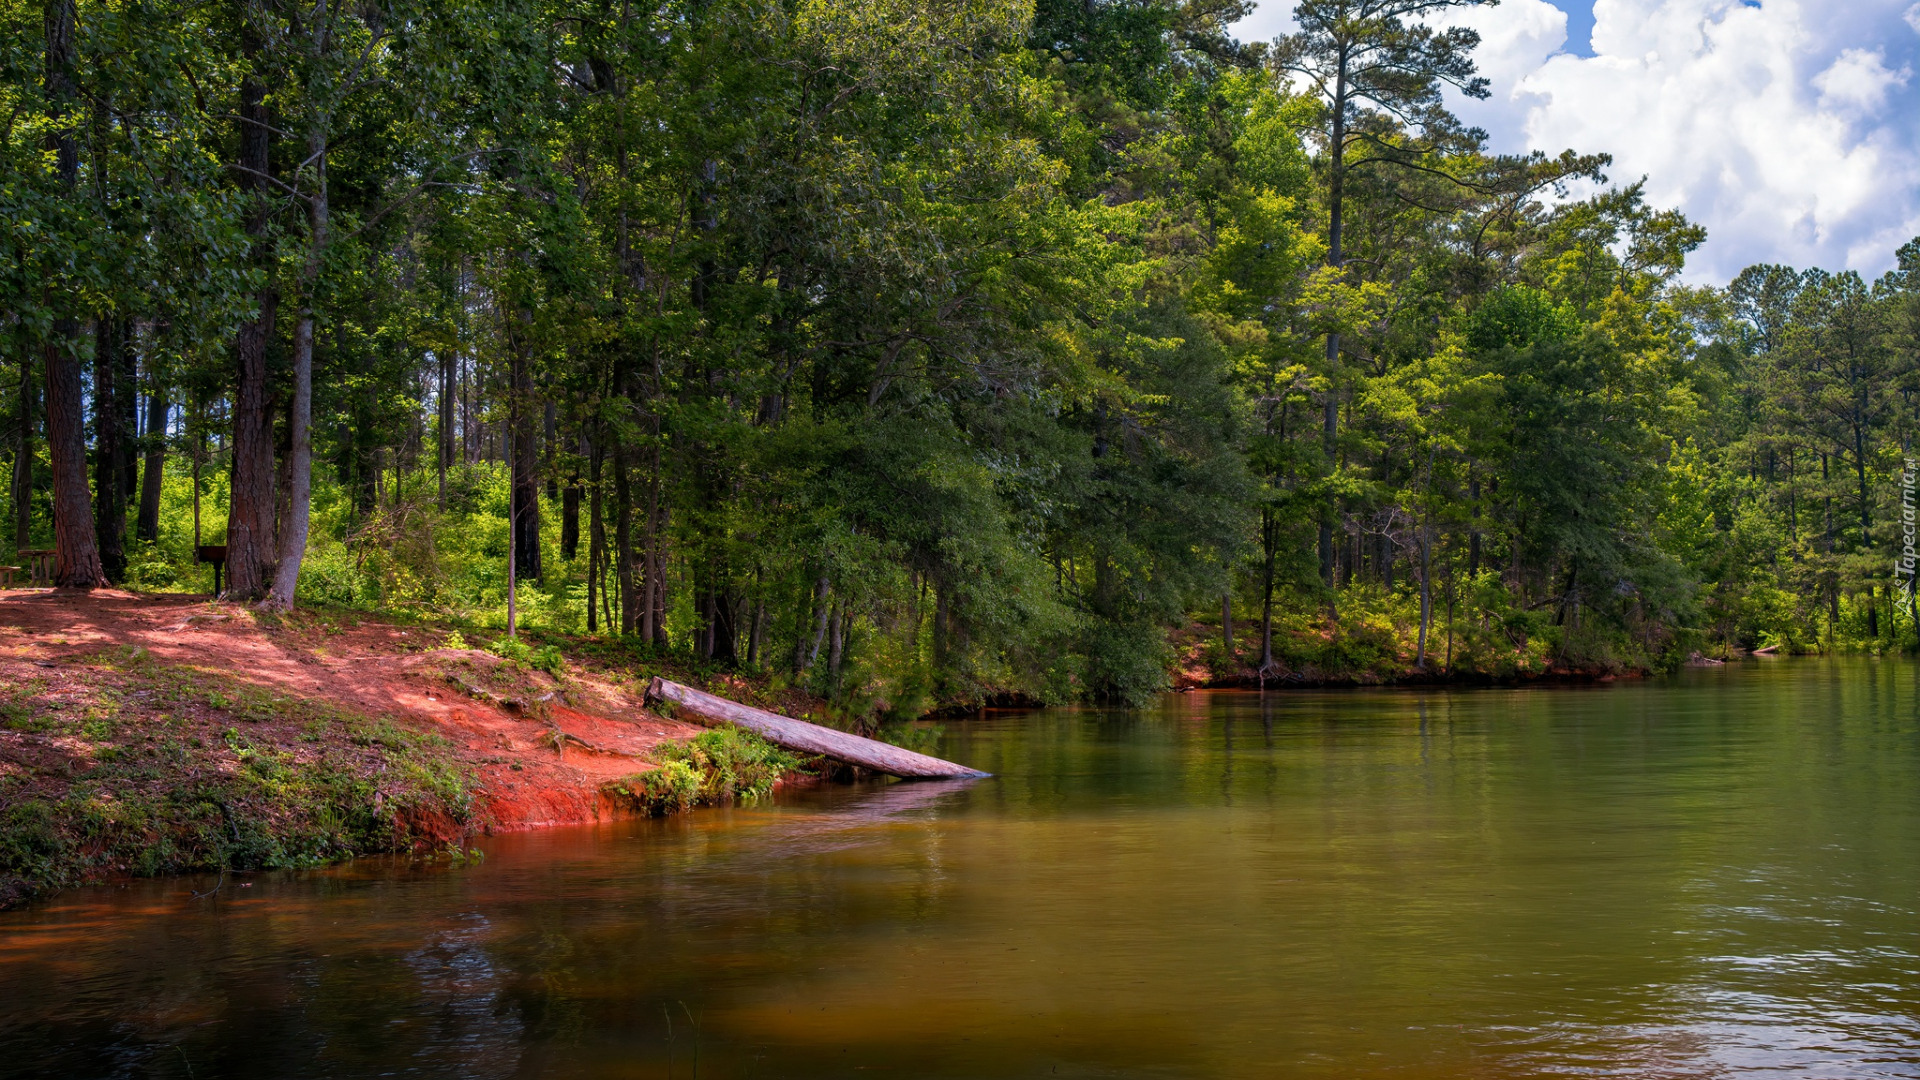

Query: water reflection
[3,660,1919,1078]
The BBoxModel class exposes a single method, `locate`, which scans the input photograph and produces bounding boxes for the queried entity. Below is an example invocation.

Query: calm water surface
[4,659,1920,1078]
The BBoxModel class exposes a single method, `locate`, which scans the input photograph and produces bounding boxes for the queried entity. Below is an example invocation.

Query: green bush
[604,726,804,815]
[485,636,567,678]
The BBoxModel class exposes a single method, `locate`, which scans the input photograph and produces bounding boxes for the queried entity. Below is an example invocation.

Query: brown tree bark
[1258,508,1277,675]
[614,441,636,634]
[224,55,279,600]
[560,432,581,560]
[265,123,327,611]
[137,363,167,541]
[806,574,830,669]
[115,323,136,508]
[649,506,669,646]
[542,399,557,502]
[508,336,541,582]
[1221,591,1234,658]
[92,318,128,580]
[713,583,739,665]
[640,429,660,642]
[437,348,452,508]
[827,600,844,691]
[1318,63,1349,589]
[136,382,166,543]
[12,347,35,551]
[1415,524,1433,669]
[586,432,603,633]
[45,336,103,587]
[41,0,104,588]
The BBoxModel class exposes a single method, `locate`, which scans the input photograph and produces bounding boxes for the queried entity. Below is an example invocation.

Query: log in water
[645,677,989,779]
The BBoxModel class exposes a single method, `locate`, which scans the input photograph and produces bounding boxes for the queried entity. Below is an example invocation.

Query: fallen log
[645,677,989,779]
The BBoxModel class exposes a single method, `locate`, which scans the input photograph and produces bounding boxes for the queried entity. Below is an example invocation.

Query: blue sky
[1543,0,1596,55]
[1233,0,1920,282]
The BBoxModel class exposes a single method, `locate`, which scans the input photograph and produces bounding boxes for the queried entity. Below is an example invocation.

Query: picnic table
[18,549,55,586]
[197,545,228,595]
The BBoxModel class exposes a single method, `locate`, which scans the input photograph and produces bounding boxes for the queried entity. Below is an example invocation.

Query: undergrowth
[603,726,805,815]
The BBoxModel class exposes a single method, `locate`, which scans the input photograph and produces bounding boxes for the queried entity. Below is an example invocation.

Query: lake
[3,659,1918,1077]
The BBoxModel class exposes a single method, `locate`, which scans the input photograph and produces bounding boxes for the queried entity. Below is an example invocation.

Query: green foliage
[9,0,1920,726]
[1464,287,1580,353]
[605,727,804,814]
[485,635,565,678]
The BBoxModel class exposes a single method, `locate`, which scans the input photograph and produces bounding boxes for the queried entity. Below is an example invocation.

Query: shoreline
[0,591,810,910]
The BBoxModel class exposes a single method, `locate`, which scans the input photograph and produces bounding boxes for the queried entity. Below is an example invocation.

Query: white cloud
[1436,0,1570,138]
[1237,0,1920,281]
[1814,48,1911,111]
[1233,3,1295,43]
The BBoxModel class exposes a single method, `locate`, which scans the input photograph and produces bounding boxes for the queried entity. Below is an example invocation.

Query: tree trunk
[647,677,987,779]
[264,110,332,613]
[506,470,517,637]
[713,583,739,665]
[542,399,558,502]
[827,599,845,691]
[791,583,809,674]
[265,313,315,610]
[641,432,661,643]
[136,382,166,543]
[92,318,127,581]
[41,0,103,588]
[46,335,104,587]
[225,59,278,600]
[695,583,711,658]
[1259,509,1276,672]
[614,441,637,634]
[115,322,136,509]
[1467,474,1481,577]
[272,395,292,554]
[561,433,581,560]
[807,574,831,669]
[437,348,452,508]
[931,583,949,670]
[748,595,765,666]
[191,410,203,549]
[509,337,541,582]
[1856,430,1876,640]
[13,345,35,551]
[1415,525,1432,669]
[586,432,603,632]
[1318,64,1348,590]
[650,506,668,643]
[1221,591,1234,659]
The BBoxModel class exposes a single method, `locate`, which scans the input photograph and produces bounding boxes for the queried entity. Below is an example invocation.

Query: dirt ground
[0,589,709,830]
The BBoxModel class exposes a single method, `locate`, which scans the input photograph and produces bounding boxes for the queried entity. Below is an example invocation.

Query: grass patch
[0,651,479,910]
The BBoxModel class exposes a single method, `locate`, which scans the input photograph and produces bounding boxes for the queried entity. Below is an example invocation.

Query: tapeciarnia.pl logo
[1899,457,1918,606]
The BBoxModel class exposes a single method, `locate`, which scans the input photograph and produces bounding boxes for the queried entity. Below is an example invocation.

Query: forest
[5,0,1920,711]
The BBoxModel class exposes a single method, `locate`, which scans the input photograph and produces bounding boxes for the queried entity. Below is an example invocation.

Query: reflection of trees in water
[0,889,532,1077]
[10,667,1920,1077]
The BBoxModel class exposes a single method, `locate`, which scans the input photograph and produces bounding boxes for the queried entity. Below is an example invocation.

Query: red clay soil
[0,589,709,830]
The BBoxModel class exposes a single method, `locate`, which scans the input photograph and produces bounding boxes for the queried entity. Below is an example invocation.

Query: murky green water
[4,659,1920,1078]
